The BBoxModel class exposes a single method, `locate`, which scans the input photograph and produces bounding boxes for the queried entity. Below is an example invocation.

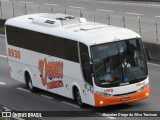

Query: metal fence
[0,0,160,59]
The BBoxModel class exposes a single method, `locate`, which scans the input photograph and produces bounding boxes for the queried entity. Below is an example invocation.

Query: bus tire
[74,88,85,107]
[25,72,36,92]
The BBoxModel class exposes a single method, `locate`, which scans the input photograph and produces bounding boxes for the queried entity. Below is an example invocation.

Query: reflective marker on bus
[5,13,150,107]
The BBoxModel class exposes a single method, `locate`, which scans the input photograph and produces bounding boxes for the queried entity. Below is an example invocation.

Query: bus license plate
[121,97,130,102]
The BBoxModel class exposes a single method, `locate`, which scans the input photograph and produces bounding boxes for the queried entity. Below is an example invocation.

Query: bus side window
[79,43,93,85]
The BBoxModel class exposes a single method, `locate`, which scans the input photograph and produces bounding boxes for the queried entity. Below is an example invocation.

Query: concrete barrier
[51,6,66,14]
[26,3,39,14]
[38,4,53,13]
[144,42,160,60]
[13,1,26,17]
[81,11,95,22]
[1,1,14,19]
[65,9,81,17]
[94,11,109,24]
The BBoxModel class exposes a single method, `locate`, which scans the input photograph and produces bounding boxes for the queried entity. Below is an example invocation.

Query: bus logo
[38,58,64,89]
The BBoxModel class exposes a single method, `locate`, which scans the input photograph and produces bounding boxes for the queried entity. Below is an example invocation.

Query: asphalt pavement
[0,34,160,120]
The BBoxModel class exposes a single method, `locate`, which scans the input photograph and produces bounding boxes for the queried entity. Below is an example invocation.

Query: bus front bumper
[94,85,150,107]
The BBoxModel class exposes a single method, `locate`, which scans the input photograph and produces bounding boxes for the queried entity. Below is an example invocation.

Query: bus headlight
[95,91,112,97]
[146,93,149,96]
[137,83,149,92]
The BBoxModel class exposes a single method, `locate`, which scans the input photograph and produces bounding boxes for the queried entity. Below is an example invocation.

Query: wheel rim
[28,80,33,90]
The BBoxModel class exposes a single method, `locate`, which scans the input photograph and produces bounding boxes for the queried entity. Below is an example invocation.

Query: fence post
[0,1,2,18]
[123,16,126,28]
[93,12,95,22]
[38,4,40,13]
[12,1,15,17]
[65,9,67,14]
[51,6,53,13]
[25,3,27,14]
[108,15,110,25]
[155,21,159,44]
[138,16,141,35]
[80,10,82,17]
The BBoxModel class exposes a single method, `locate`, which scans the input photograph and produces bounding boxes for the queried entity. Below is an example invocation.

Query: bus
[5,13,150,107]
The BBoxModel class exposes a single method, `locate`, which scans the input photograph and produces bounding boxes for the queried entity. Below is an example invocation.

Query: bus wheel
[26,73,35,92]
[74,89,85,107]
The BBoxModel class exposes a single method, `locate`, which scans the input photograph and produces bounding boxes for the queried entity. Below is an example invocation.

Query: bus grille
[113,91,137,97]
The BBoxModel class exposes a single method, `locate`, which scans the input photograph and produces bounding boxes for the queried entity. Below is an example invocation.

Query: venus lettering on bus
[104,88,113,93]
[38,58,64,89]
[47,80,63,89]
[136,82,145,87]
[8,48,21,59]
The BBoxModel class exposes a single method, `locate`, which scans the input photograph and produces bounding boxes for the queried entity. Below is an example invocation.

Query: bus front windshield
[91,38,148,87]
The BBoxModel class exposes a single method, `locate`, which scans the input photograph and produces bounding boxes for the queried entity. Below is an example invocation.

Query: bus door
[79,43,94,105]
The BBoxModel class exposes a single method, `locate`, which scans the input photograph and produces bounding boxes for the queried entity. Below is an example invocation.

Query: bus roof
[5,13,140,46]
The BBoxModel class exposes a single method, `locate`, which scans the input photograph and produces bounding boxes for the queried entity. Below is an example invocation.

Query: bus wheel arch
[72,85,85,107]
[24,70,36,92]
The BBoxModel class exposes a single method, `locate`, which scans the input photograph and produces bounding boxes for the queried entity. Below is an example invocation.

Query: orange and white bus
[5,13,150,107]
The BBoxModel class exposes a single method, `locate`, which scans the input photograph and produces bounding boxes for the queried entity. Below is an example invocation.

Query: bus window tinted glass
[6,25,79,63]
[80,43,92,85]
[91,38,147,87]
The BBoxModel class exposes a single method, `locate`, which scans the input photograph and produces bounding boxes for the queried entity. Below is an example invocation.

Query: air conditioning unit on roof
[30,17,62,27]
[29,13,87,27]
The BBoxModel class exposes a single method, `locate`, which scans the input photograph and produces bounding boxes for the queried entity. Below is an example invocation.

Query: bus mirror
[145,49,152,61]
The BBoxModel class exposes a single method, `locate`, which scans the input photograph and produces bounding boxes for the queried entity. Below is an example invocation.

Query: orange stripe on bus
[94,85,150,107]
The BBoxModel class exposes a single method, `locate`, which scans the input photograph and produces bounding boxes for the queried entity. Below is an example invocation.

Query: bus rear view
[5,13,150,107]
